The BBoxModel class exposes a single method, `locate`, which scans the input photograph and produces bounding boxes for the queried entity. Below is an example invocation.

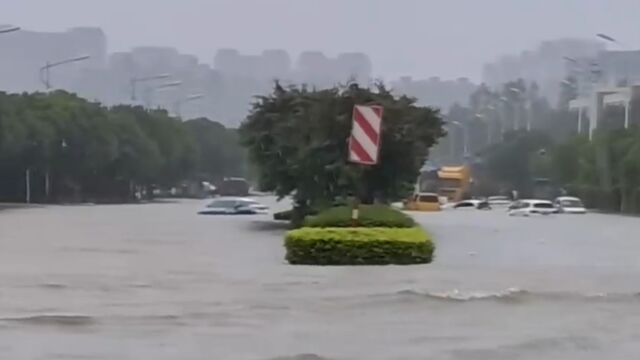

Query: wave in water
[266,355,335,360]
[1,314,95,327]
[395,288,640,303]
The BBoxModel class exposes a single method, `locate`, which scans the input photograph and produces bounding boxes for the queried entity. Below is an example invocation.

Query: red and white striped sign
[348,104,384,165]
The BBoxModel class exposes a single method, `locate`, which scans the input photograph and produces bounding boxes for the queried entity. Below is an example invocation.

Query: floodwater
[1,198,640,360]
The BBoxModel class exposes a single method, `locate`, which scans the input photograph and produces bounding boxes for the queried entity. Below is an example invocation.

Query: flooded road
[1,198,640,359]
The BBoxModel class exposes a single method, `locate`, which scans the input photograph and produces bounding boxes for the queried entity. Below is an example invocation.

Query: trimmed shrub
[304,205,415,228]
[273,209,294,221]
[273,207,321,220]
[285,227,434,265]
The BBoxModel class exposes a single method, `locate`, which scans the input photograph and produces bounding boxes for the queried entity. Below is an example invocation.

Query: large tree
[240,82,445,211]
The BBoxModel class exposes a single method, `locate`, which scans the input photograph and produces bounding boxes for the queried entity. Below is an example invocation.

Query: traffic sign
[348,104,383,165]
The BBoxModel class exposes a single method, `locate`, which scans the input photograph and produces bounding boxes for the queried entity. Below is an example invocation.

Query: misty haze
[2,1,640,359]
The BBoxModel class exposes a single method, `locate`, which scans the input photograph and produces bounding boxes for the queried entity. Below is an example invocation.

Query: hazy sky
[4,0,640,80]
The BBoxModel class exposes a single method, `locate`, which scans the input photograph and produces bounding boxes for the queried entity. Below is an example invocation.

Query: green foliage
[239,82,445,209]
[481,130,553,193]
[284,227,434,265]
[273,207,320,222]
[547,129,640,213]
[304,205,415,228]
[184,118,247,181]
[273,209,294,221]
[0,91,245,202]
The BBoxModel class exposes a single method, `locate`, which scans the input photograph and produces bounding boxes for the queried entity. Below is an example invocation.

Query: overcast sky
[4,0,640,81]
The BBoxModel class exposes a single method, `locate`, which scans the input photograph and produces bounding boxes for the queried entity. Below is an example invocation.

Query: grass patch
[285,227,433,265]
[304,205,415,228]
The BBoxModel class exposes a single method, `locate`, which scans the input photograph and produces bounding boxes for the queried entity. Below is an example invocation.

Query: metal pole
[131,79,137,101]
[578,107,583,134]
[449,131,455,160]
[39,62,52,90]
[526,103,531,131]
[0,26,20,34]
[25,168,31,204]
[462,126,469,157]
[39,55,90,91]
[174,100,182,118]
[624,101,630,129]
[45,170,50,200]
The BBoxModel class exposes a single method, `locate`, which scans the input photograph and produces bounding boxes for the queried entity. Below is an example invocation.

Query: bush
[304,205,415,228]
[273,207,319,223]
[273,209,294,221]
[284,227,434,265]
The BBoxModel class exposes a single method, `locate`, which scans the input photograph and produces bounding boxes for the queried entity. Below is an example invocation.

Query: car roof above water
[215,197,256,201]
[555,196,581,201]
[519,199,553,204]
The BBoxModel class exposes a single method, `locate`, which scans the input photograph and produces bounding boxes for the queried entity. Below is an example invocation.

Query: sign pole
[347,104,384,226]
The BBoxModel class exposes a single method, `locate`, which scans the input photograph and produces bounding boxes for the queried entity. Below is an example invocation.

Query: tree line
[0,91,246,203]
[440,78,640,213]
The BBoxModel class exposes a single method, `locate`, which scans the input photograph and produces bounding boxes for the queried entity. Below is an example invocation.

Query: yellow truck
[437,165,471,203]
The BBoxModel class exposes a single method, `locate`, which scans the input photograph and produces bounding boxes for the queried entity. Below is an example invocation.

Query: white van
[508,199,558,216]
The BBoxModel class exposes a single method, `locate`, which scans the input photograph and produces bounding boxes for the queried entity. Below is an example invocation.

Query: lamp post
[596,33,621,46]
[130,73,171,102]
[509,87,530,131]
[0,26,20,34]
[174,93,204,118]
[475,112,492,145]
[450,120,468,158]
[562,79,585,134]
[147,80,182,108]
[39,55,91,90]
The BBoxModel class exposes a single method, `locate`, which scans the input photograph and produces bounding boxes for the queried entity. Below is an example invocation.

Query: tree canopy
[239,83,445,210]
[0,91,245,202]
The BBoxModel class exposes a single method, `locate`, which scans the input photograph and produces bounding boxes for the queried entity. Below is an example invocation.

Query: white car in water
[508,199,558,216]
[198,197,269,215]
[488,196,512,207]
[553,196,587,214]
[453,199,491,210]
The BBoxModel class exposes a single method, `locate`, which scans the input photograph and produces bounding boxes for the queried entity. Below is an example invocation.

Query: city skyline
[4,0,640,81]
[0,25,479,126]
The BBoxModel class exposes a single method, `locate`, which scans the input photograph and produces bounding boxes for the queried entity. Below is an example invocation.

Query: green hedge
[285,227,434,265]
[273,209,294,221]
[304,205,415,228]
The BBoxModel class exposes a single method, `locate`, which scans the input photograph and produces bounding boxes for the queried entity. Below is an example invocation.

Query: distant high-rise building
[260,49,292,80]
[391,76,477,110]
[0,27,107,92]
[482,38,604,102]
[335,52,372,84]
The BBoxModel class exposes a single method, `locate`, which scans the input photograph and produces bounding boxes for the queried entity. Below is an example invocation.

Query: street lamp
[596,33,618,44]
[0,26,20,34]
[450,120,468,158]
[130,73,171,101]
[39,55,91,90]
[147,80,182,108]
[174,93,204,118]
[475,113,493,145]
[508,87,526,130]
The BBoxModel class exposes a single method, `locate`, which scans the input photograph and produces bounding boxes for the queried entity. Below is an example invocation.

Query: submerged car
[508,199,558,216]
[553,196,587,214]
[453,199,491,210]
[198,197,269,215]
[404,192,441,212]
[488,196,512,207]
